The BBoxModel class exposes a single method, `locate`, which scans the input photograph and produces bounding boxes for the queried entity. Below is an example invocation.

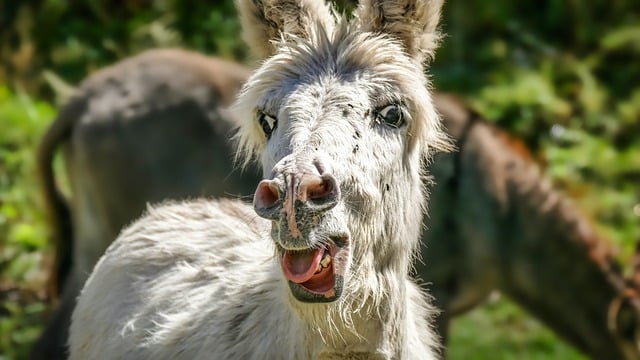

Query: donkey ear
[235,0,336,59]
[355,0,444,63]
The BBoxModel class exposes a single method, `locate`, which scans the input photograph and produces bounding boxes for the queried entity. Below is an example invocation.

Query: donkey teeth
[314,254,332,274]
[320,254,332,268]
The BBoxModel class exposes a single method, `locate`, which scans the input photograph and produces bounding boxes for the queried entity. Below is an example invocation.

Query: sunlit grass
[448,295,586,360]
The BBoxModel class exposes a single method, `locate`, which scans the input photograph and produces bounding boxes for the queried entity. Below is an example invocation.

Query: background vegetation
[0,0,638,358]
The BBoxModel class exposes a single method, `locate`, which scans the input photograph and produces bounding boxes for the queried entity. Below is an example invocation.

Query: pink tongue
[282,248,324,284]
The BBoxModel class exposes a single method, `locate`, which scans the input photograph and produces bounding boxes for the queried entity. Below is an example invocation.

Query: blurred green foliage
[1,0,244,98]
[0,87,53,359]
[0,0,638,359]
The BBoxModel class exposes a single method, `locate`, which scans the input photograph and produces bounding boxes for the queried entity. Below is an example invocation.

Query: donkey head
[234,0,448,305]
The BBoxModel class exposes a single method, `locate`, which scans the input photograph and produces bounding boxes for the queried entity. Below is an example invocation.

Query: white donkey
[69,0,450,358]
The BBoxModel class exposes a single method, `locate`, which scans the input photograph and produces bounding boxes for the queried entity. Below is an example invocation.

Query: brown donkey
[422,93,640,359]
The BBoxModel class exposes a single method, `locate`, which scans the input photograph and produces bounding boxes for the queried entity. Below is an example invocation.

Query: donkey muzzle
[253,157,340,239]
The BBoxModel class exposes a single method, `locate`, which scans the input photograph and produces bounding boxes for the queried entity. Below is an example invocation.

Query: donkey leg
[30,273,81,360]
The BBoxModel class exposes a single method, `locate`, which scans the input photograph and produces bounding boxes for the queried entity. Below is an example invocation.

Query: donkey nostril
[308,175,333,200]
[301,173,339,207]
[254,180,280,210]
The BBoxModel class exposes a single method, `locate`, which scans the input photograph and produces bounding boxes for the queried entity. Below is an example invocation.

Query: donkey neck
[286,273,412,358]
[492,149,628,358]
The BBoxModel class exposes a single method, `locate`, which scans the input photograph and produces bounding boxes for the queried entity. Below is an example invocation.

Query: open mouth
[279,237,349,303]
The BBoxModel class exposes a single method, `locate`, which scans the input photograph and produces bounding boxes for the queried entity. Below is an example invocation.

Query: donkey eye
[376,104,405,128]
[258,112,277,139]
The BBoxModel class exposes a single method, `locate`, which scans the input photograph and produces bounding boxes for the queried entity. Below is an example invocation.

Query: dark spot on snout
[312,158,326,174]
[353,144,359,154]
[354,130,361,139]
[385,184,390,192]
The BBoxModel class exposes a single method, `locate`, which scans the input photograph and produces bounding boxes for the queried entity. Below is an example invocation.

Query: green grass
[449,296,586,360]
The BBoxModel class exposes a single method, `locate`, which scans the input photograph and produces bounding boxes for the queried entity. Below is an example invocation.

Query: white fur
[69,0,448,358]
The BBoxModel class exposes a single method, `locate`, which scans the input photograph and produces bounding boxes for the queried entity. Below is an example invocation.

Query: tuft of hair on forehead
[355,0,444,64]
[232,0,452,167]
[235,0,337,59]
